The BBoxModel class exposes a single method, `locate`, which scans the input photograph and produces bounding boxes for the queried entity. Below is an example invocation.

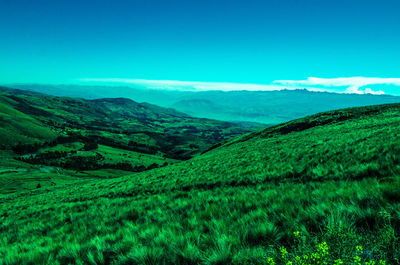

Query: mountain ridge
[10,84,400,124]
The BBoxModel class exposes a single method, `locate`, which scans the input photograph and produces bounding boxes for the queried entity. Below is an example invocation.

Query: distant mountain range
[9,84,400,124]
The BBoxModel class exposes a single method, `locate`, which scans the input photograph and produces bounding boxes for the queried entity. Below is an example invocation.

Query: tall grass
[2,103,400,264]
[1,179,399,264]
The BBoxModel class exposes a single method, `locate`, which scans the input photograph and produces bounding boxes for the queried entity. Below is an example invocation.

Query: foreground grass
[1,179,399,264]
[1,103,400,264]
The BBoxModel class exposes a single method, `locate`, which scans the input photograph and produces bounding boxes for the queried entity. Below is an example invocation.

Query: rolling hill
[0,86,251,156]
[1,103,399,264]
[0,86,253,193]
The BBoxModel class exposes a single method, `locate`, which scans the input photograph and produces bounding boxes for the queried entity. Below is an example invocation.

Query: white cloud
[79,76,398,95]
[274,77,400,95]
[364,88,385,95]
[79,78,326,92]
[274,77,400,87]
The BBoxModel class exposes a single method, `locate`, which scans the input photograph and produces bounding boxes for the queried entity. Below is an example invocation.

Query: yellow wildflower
[354,255,362,264]
[266,257,275,265]
[356,245,363,254]
[334,259,344,265]
[280,246,288,257]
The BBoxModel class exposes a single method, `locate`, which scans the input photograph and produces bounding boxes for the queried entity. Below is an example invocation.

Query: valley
[0,87,252,194]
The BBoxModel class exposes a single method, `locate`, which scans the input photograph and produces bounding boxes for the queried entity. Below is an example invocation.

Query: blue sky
[1,0,400,94]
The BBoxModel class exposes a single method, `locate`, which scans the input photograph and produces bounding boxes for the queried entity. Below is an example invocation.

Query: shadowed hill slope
[0,94,57,145]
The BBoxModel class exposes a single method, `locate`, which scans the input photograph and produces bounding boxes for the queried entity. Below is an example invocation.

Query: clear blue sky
[1,0,400,93]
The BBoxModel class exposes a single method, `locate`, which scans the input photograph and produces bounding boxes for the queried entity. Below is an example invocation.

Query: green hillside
[1,103,400,264]
[0,86,252,194]
[0,94,57,145]
[0,87,250,159]
[0,86,250,155]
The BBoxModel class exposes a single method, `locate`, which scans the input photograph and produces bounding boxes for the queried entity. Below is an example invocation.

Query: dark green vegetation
[1,99,400,264]
[0,87,249,157]
[0,86,250,193]
[12,84,400,124]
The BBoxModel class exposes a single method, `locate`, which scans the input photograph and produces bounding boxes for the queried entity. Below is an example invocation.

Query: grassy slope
[1,104,400,264]
[0,94,57,145]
